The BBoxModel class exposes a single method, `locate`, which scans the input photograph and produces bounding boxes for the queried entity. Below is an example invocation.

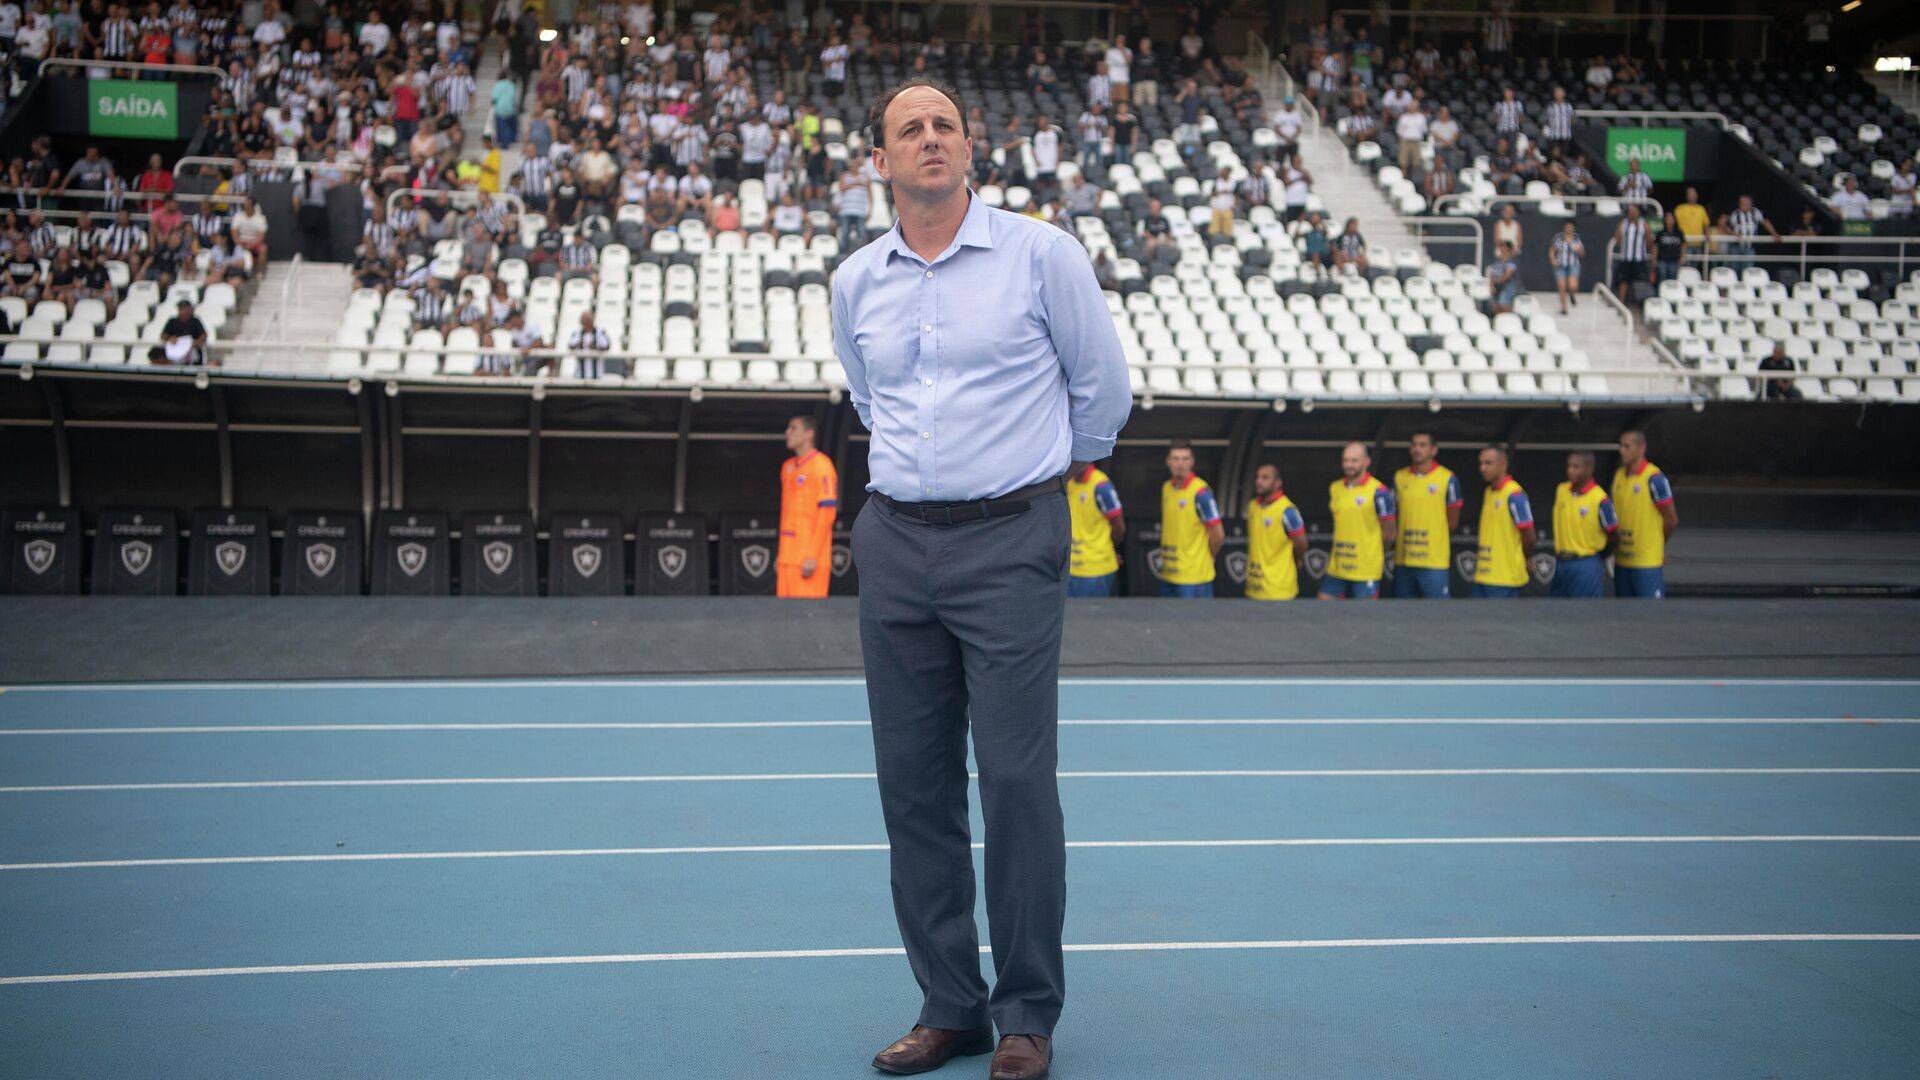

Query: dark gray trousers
[850,489,1071,1040]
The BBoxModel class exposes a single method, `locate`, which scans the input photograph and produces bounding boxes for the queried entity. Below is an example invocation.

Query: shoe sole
[871,1036,995,1075]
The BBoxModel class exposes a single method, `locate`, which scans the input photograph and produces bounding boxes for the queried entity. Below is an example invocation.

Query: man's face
[1619,434,1644,467]
[784,417,811,453]
[1166,447,1193,479]
[1341,444,1367,481]
[1478,449,1504,484]
[1254,465,1279,497]
[1567,454,1592,488]
[873,86,968,205]
[1409,434,1435,467]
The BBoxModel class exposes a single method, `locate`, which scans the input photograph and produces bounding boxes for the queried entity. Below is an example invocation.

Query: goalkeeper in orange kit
[777,415,839,598]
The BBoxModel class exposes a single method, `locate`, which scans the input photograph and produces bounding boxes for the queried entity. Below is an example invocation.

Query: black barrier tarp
[636,513,709,595]
[370,511,450,596]
[719,513,778,596]
[459,511,536,597]
[1,507,83,595]
[283,511,363,596]
[92,508,179,595]
[188,508,271,596]
[827,517,858,596]
[549,511,625,596]
[1122,517,1251,598]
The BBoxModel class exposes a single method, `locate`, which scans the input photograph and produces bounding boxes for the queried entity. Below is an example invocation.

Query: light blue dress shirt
[831,190,1133,502]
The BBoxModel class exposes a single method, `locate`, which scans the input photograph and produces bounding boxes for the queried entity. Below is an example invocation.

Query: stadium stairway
[472,43,523,189]
[228,260,356,373]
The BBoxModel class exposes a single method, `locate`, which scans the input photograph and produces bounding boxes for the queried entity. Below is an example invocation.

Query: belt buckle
[921,503,954,526]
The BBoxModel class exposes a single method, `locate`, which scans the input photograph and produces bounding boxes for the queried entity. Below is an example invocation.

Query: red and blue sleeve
[1374,486,1397,520]
[1445,474,1463,509]
[1648,472,1674,507]
[1195,487,1222,526]
[1095,480,1123,518]
[1508,491,1535,528]
[1597,496,1618,532]
[1282,506,1306,536]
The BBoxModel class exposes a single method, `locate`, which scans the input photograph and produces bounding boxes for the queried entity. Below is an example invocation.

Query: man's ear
[871,145,889,183]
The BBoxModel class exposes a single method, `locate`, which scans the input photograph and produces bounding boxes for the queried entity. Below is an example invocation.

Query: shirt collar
[791,448,820,469]
[1411,460,1439,476]
[1492,475,1515,492]
[1172,474,1198,491]
[1628,459,1653,476]
[882,187,993,266]
[1574,479,1597,495]
[1343,472,1375,488]
[1259,489,1286,506]
[1078,462,1098,484]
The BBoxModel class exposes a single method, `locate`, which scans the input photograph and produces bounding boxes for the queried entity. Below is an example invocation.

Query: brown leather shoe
[989,1034,1051,1080]
[871,1023,996,1075]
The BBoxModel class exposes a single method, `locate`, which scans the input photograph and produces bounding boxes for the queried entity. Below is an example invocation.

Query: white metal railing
[1573,109,1732,131]
[38,57,224,79]
[172,155,368,181]
[251,253,303,363]
[0,334,1703,398]
[0,185,245,210]
[1689,234,1920,279]
[386,188,527,218]
[1431,192,1665,221]
[1589,277,1640,368]
[1325,8,1776,61]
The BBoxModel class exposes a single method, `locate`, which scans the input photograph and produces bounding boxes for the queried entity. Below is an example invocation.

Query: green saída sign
[1605,126,1686,182]
[88,79,179,139]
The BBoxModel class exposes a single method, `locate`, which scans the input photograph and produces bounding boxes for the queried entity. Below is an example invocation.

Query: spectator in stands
[1758,342,1803,401]
[1393,100,1427,175]
[1137,196,1174,263]
[771,190,809,241]
[1294,210,1332,274]
[1655,211,1687,283]
[1207,169,1237,237]
[1030,114,1061,202]
[42,247,79,307]
[1487,239,1520,314]
[1828,176,1869,221]
[1272,94,1303,163]
[1333,217,1369,274]
[1726,195,1778,272]
[1554,152,1600,197]
[2,239,40,304]
[1789,206,1826,238]
[1487,137,1522,195]
[1238,161,1273,215]
[1131,36,1161,107]
[1493,85,1524,140]
[71,247,115,315]
[1344,96,1378,145]
[1550,220,1584,314]
[818,29,848,103]
[1617,155,1652,203]
[134,152,172,210]
[1428,104,1460,171]
[150,298,208,367]
[1281,154,1312,223]
[1674,186,1708,249]
[351,243,390,292]
[1542,85,1574,154]
[557,230,596,284]
[1613,203,1652,306]
[569,310,614,379]
[1072,101,1107,169]
[145,227,189,290]
[1063,171,1101,224]
[55,144,113,207]
[836,161,871,247]
[1492,203,1523,256]
[1891,159,1916,217]
[507,309,552,377]
[1423,153,1454,205]
[202,234,248,285]
[1107,101,1138,167]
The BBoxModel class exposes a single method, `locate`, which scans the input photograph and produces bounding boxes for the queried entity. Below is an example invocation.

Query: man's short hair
[1409,430,1435,444]
[790,414,819,433]
[867,77,970,148]
[1620,428,1647,447]
[1569,450,1596,467]
[1482,443,1510,461]
[1167,438,1193,452]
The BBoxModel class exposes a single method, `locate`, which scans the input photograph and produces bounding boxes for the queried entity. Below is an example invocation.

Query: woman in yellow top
[477,132,502,193]
[1674,185,1708,247]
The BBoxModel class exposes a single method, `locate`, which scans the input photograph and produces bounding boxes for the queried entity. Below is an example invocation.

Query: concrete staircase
[227,259,356,373]
[469,38,523,188]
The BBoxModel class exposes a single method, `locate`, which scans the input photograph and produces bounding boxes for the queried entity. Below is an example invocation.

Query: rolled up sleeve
[1038,234,1131,462]
[830,277,873,431]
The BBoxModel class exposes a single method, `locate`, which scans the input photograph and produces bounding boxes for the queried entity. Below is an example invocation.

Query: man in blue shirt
[835,77,1131,1080]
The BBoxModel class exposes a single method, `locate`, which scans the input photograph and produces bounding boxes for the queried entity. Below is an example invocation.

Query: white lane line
[4,767,1917,793]
[6,835,1918,871]
[6,934,1917,986]
[4,677,1916,692]
[6,716,1919,735]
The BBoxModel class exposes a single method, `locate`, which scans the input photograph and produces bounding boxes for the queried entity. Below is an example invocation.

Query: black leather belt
[872,475,1065,526]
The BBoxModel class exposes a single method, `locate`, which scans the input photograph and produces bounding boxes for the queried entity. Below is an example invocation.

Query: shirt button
[925,270,933,278]
[923,378,933,386]
[923,324,932,332]
[921,431,930,439]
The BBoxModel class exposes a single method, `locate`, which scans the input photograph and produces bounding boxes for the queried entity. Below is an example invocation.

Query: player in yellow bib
[1321,441,1396,600]
[1392,431,1463,599]
[1158,439,1224,597]
[1550,450,1617,598]
[1245,463,1308,600]
[1472,445,1536,599]
[1065,461,1126,597]
[1611,429,1678,599]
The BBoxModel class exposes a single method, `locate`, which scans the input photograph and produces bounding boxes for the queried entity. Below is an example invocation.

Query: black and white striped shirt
[413,286,452,325]
[437,73,476,115]
[1544,101,1574,140]
[1617,219,1650,261]
[363,218,397,253]
[1618,170,1652,199]
[1493,99,1523,134]
[190,211,227,244]
[518,155,552,196]
[27,222,55,255]
[475,201,507,236]
[1730,206,1765,238]
[1550,233,1583,268]
[561,64,592,102]
[102,16,137,57]
[391,205,419,233]
[102,222,144,256]
[559,241,596,270]
[570,326,610,377]
[673,123,709,166]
